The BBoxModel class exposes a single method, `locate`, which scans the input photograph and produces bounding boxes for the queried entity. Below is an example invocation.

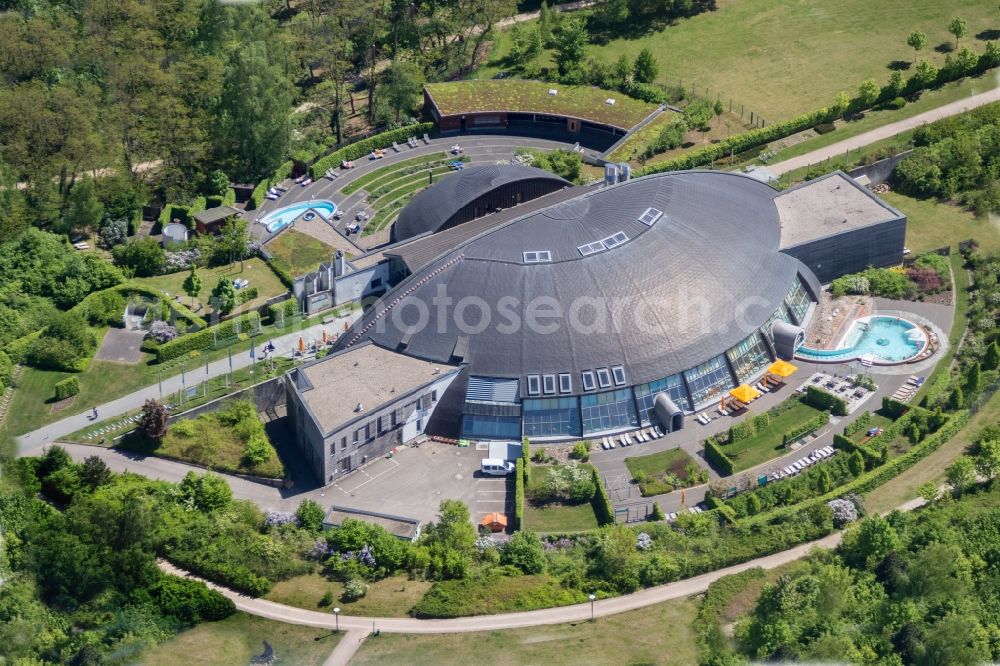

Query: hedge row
[843,411,873,437]
[158,196,207,229]
[310,122,435,180]
[804,385,848,416]
[155,311,261,363]
[73,282,207,330]
[234,286,259,306]
[247,162,294,211]
[266,298,299,323]
[745,410,969,527]
[165,555,271,597]
[522,437,532,487]
[881,396,909,419]
[514,458,525,530]
[704,438,735,476]
[637,106,836,175]
[782,411,830,445]
[54,376,80,400]
[590,467,615,526]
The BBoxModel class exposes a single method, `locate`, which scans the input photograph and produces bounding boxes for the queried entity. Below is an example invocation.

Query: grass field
[483,0,1000,122]
[139,612,338,666]
[265,573,432,617]
[523,464,600,532]
[887,191,1000,254]
[265,229,334,278]
[426,80,656,129]
[133,258,286,319]
[624,448,701,496]
[719,401,825,472]
[352,596,700,666]
[361,170,459,236]
[342,152,452,195]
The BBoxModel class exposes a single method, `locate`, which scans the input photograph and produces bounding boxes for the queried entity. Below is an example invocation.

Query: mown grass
[720,402,825,472]
[353,596,700,666]
[264,573,432,617]
[342,152,449,195]
[139,612,337,666]
[624,448,701,496]
[265,229,334,278]
[523,464,600,532]
[888,191,1000,255]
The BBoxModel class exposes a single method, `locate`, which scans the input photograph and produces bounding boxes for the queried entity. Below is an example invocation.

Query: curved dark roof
[393,164,570,242]
[341,171,818,390]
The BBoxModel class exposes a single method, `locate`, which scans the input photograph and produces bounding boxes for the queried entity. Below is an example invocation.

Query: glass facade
[523,397,582,438]
[684,355,735,408]
[726,332,773,383]
[760,305,792,344]
[461,415,521,440]
[634,374,690,423]
[785,277,812,324]
[580,388,638,434]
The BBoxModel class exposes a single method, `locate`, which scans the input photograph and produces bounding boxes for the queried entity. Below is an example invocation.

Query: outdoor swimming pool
[261,200,336,234]
[796,315,928,364]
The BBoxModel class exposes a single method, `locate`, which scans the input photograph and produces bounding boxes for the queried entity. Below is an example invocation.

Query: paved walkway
[768,83,1000,176]
[16,312,359,457]
[324,630,368,666]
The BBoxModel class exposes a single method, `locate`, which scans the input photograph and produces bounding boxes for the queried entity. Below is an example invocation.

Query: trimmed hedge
[832,433,856,453]
[158,197,207,229]
[843,410,873,437]
[165,555,272,597]
[881,396,909,419]
[514,458,525,530]
[155,311,261,363]
[310,123,435,180]
[782,411,830,445]
[246,162,293,211]
[522,437,532,487]
[266,298,299,323]
[704,438,735,476]
[804,385,848,416]
[637,106,836,175]
[54,376,80,400]
[72,282,207,331]
[590,467,614,526]
[234,286,259,306]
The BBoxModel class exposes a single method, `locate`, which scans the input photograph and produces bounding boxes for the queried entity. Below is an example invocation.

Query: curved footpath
[163,491,929,636]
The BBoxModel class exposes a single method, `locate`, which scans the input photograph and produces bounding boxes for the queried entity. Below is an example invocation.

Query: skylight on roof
[581,370,596,391]
[639,207,663,226]
[602,231,629,249]
[523,250,552,263]
[577,241,607,257]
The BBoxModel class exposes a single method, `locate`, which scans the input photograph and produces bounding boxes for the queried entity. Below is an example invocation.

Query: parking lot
[322,441,511,528]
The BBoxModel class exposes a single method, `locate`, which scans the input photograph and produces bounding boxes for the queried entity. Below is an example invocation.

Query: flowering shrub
[636,532,653,551]
[475,536,500,552]
[148,320,178,343]
[309,539,334,560]
[542,537,576,551]
[827,498,859,527]
[263,511,296,529]
[164,248,201,271]
[343,576,369,601]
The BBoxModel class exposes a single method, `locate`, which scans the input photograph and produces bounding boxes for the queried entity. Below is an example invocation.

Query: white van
[481,458,516,476]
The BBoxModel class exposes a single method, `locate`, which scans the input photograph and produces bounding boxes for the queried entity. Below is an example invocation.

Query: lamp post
[588,594,596,622]
[333,607,340,632]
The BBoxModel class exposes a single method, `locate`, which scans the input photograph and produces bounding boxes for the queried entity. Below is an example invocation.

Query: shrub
[342,576,368,601]
[590,467,614,526]
[570,441,590,461]
[112,238,166,277]
[54,376,80,400]
[310,123,435,179]
[296,499,326,532]
[155,311,261,362]
[151,574,236,624]
[319,590,334,607]
[514,458,525,530]
[234,286,259,306]
[649,503,665,521]
[243,433,273,467]
[704,438,735,476]
[138,400,169,440]
[805,385,848,416]
[149,320,178,343]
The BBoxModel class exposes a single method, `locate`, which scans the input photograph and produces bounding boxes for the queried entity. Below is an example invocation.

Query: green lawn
[265,229,334,278]
[352,596,700,666]
[482,1,999,122]
[425,80,656,129]
[361,170,459,236]
[133,258,287,318]
[139,612,338,666]
[624,448,702,497]
[719,401,825,472]
[523,464,601,532]
[265,573,432,617]
[886,191,1000,255]
[342,152,451,195]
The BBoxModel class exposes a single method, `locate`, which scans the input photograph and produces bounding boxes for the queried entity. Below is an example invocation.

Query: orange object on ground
[480,512,508,532]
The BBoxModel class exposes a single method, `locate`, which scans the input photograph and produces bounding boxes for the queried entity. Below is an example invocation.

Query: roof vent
[523,250,552,263]
[602,231,629,249]
[354,402,364,412]
[577,241,607,257]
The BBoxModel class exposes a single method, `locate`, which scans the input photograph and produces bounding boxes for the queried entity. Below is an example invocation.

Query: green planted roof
[425,80,656,130]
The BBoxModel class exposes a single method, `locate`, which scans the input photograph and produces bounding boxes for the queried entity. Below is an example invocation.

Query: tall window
[684,355,735,408]
[523,397,581,438]
[461,415,521,439]
[580,388,638,434]
[633,374,690,423]
[726,332,773,384]
[785,277,813,324]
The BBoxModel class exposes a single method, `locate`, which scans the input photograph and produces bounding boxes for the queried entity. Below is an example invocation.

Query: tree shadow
[976,29,1000,41]
[887,60,912,71]
[934,42,954,54]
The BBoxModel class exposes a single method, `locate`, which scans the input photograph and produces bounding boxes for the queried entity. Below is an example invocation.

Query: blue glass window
[523,397,581,438]
[684,355,735,408]
[760,305,792,344]
[580,388,638,434]
[633,374,690,423]
[726,332,773,384]
[785,276,813,324]
[461,415,521,440]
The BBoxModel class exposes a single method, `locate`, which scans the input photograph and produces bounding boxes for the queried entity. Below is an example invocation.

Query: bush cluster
[54,376,80,400]
[804,385,848,416]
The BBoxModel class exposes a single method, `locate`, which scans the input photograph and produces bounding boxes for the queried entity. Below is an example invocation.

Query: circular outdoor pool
[796,315,928,364]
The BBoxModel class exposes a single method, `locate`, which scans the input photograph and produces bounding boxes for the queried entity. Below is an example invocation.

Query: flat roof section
[297,342,455,434]
[424,80,657,130]
[775,171,903,248]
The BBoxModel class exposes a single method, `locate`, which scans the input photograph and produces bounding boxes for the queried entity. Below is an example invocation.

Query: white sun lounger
[423,133,431,144]
[606,437,616,449]
[654,425,665,437]
[637,431,647,443]
[392,141,401,152]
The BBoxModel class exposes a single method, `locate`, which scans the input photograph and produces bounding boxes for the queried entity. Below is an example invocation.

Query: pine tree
[182,265,202,308]
[966,362,982,396]
[949,386,964,411]
[984,342,1000,370]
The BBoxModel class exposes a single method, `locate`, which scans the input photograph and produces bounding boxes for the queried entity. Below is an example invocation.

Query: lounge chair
[606,437,616,449]
[634,431,645,443]
[392,141,401,152]
[601,439,609,450]
[647,428,658,440]
[423,132,431,143]
[626,433,636,445]
[617,435,627,447]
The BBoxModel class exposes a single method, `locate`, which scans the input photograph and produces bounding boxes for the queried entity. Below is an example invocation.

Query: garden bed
[523,464,601,532]
[625,448,705,497]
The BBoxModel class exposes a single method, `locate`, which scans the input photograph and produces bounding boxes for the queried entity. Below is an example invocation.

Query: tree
[712,99,724,127]
[965,362,982,395]
[138,399,169,440]
[538,1,555,46]
[509,26,542,67]
[500,530,546,574]
[64,179,104,235]
[906,30,926,63]
[613,53,632,86]
[296,499,326,532]
[219,217,249,268]
[834,90,851,119]
[99,217,128,248]
[842,515,900,568]
[180,471,233,512]
[856,78,880,110]
[205,170,229,196]
[112,238,165,276]
[80,456,112,490]
[632,47,659,84]
[984,341,1000,370]
[211,277,236,314]
[383,62,424,123]
[918,481,939,504]
[948,17,967,50]
[420,500,476,579]
[848,450,865,476]
[885,70,905,98]
[553,16,588,83]
[945,455,975,495]
[912,60,939,89]
[974,439,1000,481]
[182,266,202,308]
[949,386,964,411]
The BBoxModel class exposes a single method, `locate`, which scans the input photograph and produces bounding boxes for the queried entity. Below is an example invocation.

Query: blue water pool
[260,200,336,233]
[796,315,927,364]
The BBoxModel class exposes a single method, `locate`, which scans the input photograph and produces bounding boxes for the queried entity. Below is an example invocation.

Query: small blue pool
[261,200,336,233]
[797,315,927,364]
